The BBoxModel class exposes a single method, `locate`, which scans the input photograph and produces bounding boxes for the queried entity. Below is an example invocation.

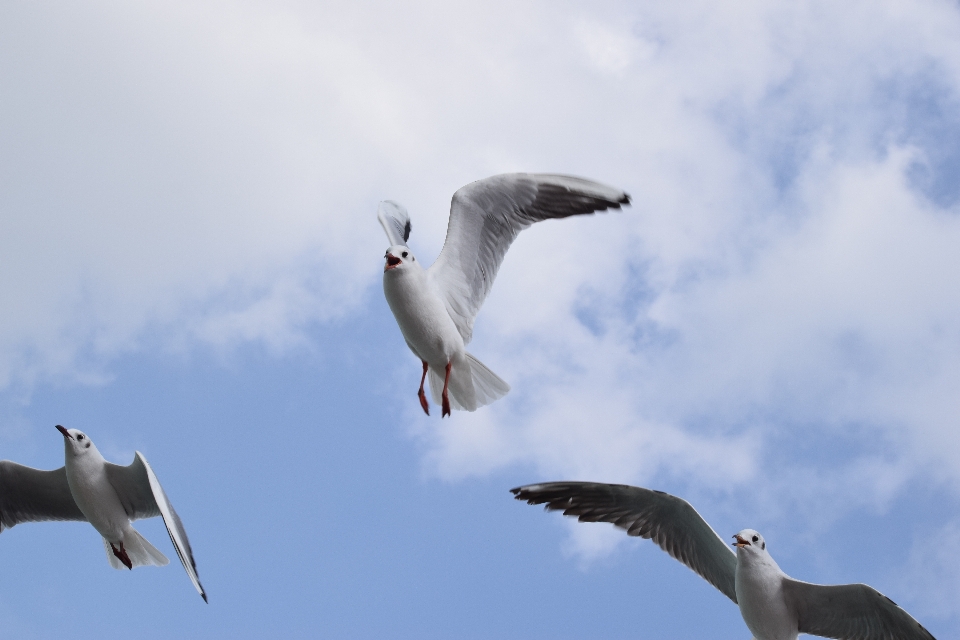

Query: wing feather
[429,174,630,343]
[378,200,412,247]
[511,481,737,603]
[782,579,936,640]
[0,461,85,531]
[106,453,207,602]
[104,457,160,520]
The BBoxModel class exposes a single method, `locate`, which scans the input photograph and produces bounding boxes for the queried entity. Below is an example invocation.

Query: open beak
[55,424,73,440]
[732,534,750,548]
[384,253,401,272]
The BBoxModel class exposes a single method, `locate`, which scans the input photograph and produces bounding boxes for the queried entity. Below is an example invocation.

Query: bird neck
[65,448,107,473]
[738,548,784,576]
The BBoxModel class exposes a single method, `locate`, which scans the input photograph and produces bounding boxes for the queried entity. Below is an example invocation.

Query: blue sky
[1,1,959,638]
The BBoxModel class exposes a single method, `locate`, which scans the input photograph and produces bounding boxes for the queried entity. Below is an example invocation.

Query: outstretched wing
[378,200,412,247]
[0,461,85,531]
[429,174,630,343]
[782,579,936,640]
[512,481,737,603]
[105,453,207,602]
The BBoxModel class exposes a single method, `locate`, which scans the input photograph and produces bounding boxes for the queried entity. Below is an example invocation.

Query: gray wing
[512,481,737,603]
[782,578,936,640]
[378,200,412,247]
[0,461,86,531]
[429,174,630,343]
[105,453,207,602]
[104,456,159,520]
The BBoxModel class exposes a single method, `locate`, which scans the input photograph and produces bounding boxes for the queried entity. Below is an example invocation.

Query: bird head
[732,529,767,553]
[384,245,417,273]
[56,424,95,457]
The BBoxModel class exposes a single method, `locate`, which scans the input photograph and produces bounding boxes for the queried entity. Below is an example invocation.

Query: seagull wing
[782,578,936,640]
[105,453,207,602]
[512,481,738,603]
[378,200,412,247]
[429,174,630,343]
[104,456,159,520]
[0,461,86,531]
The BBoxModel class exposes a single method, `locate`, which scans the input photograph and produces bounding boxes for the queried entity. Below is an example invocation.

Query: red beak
[732,534,750,548]
[384,253,401,272]
[55,424,73,440]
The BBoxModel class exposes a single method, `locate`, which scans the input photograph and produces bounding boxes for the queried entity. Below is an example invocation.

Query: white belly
[736,569,798,640]
[65,461,129,541]
[383,268,464,366]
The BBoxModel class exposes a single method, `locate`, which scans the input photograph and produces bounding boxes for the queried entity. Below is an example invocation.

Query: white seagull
[512,481,935,640]
[379,173,630,417]
[0,425,207,602]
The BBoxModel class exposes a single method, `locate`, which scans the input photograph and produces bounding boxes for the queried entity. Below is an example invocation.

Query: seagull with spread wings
[0,425,207,602]
[512,481,935,640]
[379,173,630,417]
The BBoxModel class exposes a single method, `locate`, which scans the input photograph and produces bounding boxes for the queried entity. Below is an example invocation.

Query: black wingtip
[511,485,552,506]
[619,193,631,205]
[402,220,412,242]
[201,592,208,604]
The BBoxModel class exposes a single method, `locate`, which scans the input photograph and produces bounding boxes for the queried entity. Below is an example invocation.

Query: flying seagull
[512,481,935,640]
[0,425,207,602]
[379,173,630,417]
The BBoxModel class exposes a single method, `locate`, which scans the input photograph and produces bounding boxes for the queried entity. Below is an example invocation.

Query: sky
[1,0,959,637]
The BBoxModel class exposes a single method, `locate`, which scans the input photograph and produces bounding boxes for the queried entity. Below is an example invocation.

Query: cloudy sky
[2,0,959,637]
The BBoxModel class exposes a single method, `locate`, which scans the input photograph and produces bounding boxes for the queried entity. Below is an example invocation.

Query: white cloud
[0,0,400,388]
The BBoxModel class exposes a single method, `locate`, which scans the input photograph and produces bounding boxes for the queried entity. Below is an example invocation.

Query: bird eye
[402,251,408,258]
[752,535,758,543]
[77,434,84,441]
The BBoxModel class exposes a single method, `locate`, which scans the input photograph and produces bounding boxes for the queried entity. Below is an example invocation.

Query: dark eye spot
[761,542,765,549]
[752,535,759,543]
[77,434,84,441]
[402,251,408,258]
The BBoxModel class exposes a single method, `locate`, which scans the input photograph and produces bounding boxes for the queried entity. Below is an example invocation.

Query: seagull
[512,481,935,640]
[379,173,630,417]
[0,425,207,602]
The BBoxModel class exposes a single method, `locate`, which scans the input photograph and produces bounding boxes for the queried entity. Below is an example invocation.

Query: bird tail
[103,529,170,570]
[465,352,510,407]
[427,352,510,412]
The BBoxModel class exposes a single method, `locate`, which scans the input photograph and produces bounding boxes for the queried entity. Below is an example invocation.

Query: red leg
[441,362,452,418]
[418,360,430,416]
[111,541,133,570]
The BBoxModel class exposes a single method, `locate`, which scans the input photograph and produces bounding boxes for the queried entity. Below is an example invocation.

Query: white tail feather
[466,352,510,406]
[102,529,169,570]
[427,353,510,412]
